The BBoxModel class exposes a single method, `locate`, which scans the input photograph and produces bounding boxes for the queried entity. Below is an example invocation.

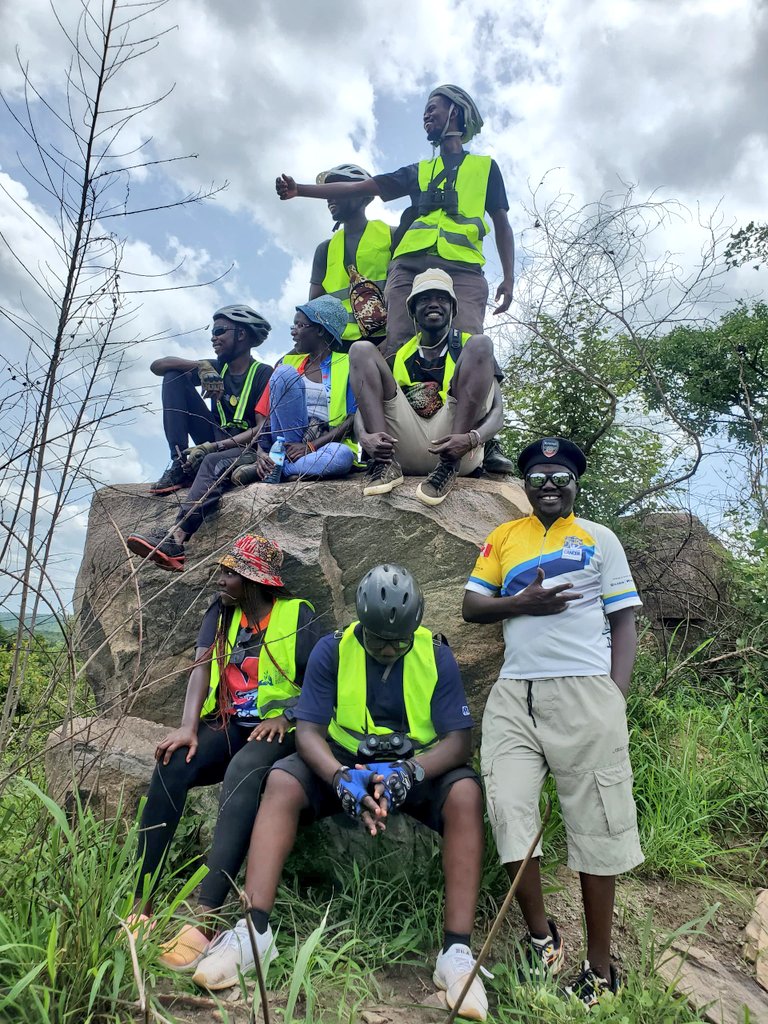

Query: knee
[462,334,494,364]
[443,778,484,825]
[271,362,299,384]
[262,768,306,809]
[348,339,379,369]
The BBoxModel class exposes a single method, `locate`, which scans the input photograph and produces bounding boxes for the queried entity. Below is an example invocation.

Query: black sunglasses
[362,628,413,653]
[525,471,575,489]
[212,325,235,337]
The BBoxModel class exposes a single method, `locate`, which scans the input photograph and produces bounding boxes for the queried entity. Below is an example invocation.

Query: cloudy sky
[0,0,766,609]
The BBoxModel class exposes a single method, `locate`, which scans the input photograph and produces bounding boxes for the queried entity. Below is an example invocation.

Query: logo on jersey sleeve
[479,542,493,558]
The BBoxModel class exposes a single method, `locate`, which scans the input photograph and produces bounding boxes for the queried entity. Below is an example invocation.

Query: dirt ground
[143,873,760,1023]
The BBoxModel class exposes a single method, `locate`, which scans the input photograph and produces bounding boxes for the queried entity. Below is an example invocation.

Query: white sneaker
[191,918,278,991]
[433,943,490,1021]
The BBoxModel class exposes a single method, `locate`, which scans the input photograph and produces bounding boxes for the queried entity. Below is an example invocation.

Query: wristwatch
[406,759,426,783]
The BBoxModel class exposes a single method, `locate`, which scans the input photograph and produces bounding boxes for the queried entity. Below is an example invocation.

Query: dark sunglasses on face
[212,326,234,337]
[362,628,413,653]
[525,471,576,489]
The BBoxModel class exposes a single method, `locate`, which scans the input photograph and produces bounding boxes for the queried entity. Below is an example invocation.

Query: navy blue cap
[517,437,587,478]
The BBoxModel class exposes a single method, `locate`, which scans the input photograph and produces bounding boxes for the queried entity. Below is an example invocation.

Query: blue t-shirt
[294,625,474,736]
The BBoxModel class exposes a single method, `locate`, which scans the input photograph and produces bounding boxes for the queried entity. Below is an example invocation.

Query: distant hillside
[0,613,65,640]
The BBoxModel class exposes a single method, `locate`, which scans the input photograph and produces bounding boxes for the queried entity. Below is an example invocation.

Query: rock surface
[744,889,768,993]
[73,476,529,726]
[658,941,768,1024]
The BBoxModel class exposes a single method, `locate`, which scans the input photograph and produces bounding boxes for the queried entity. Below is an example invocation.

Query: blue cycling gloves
[333,767,376,820]
[372,760,415,810]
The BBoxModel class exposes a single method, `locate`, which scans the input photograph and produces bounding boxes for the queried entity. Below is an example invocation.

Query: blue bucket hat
[296,295,347,348]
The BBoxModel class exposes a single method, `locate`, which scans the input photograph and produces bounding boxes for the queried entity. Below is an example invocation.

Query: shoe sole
[193,945,278,991]
[362,473,404,497]
[126,536,185,573]
[432,973,487,1021]
[416,482,450,506]
[148,483,185,495]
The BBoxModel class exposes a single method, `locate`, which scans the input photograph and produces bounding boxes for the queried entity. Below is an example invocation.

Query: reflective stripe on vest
[327,623,439,754]
[281,352,357,456]
[392,331,472,406]
[200,597,312,720]
[321,221,392,341]
[393,155,492,266]
[216,359,261,430]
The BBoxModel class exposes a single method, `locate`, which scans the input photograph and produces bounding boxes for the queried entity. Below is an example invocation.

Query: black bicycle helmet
[214,305,271,346]
[356,565,424,638]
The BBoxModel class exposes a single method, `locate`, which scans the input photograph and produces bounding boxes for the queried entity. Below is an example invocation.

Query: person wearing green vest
[130,534,324,972]
[275,84,515,474]
[191,564,489,1021]
[147,305,273,495]
[309,163,393,345]
[349,267,504,506]
[127,298,357,572]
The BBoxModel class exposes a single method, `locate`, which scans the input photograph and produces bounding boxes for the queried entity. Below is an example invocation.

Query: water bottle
[265,436,285,484]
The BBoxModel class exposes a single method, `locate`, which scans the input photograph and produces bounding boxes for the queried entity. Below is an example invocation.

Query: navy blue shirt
[295,625,474,736]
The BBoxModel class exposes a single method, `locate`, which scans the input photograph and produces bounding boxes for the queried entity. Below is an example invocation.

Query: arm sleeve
[430,642,474,733]
[294,605,326,684]
[464,529,503,596]
[255,380,271,418]
[196,599,220,648]
[596,525,643,613]
[293,634,340,725]
[485,160,509,213]
[372,164,419,203]
[310,240,330,287]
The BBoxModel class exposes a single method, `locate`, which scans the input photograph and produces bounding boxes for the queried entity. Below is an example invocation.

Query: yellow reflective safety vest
[392,330,472,406]
[321,221,392,341]
[393,154,492,266]
[327,623,440,755]
[281,352,357,456]
[216,358,263,430]
[200,597,313,720]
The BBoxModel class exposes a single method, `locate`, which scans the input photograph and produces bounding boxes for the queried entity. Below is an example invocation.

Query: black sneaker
[362,459,404,497]
[149,460,194,495]
[416,459,459,506]
[126,528,186,572]
[518,919,565,982]
[483,437,514,475]
[565,960,620,1008]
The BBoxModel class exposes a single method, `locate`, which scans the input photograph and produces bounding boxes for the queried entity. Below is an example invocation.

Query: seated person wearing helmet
[147,305,272,495]
[190,565,490,1023]
[309,163,393,346]
[349,268,503,506]
[126,297,356,572]
[275,83,515,475]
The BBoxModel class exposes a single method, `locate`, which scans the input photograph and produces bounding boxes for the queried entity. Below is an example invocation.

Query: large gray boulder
[73,476,529,727]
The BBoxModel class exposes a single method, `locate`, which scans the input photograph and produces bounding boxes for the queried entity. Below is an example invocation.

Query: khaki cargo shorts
[360,384,493,476]
[481,675,644,876]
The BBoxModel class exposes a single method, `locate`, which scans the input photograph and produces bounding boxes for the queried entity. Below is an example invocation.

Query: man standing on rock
[275,84,515,474]
[349,268,503,506]
[462,437,644,1008]
[191,564,490,1022]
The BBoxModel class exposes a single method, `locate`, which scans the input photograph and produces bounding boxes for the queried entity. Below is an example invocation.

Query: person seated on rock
[125,297,356,572]
[148,305,273,495]
[190,564,489,1022]
[308,163,392,345]
[349,267,505,507]
[231,294,359,486]
[130,534,324,972]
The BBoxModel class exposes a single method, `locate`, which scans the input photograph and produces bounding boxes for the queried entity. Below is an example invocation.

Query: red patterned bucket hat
[219,534,284,588]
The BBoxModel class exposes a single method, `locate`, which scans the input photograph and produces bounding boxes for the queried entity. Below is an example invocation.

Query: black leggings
[137,718,296,908]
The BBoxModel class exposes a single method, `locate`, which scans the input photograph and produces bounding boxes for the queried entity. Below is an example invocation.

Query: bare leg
[580,873,615,979]
[450,335,495,436]
[442,779,484,935]
[243,770,308,912]
[506,857,550,938]
[348,340,398,435]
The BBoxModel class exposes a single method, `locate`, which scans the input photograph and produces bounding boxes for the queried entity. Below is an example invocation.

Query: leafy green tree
[725,221,768,270]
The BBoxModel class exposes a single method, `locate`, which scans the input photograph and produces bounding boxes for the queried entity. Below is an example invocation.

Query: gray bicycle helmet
[214,305,271,346]
[428,85,484,144]
[316,163,372,185]
[356,564,424,638]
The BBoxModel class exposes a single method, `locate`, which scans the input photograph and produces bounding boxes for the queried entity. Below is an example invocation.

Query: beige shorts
[358,384,493,476]
[481,675,644,876]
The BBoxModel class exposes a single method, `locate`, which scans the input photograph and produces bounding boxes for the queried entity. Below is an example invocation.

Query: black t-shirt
[197,597,324,724]
[212,356,272,430]
[402,330,505,390]
[374,153,508,214]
